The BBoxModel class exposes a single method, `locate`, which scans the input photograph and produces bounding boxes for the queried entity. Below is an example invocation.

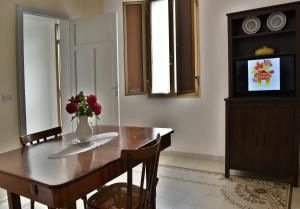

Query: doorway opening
[23,14,61,134]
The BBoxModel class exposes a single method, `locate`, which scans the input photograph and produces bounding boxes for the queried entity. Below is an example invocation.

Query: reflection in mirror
[23,14,61,134]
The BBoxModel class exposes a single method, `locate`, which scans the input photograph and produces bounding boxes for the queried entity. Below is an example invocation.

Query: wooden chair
[20,127,62,147]
[20,127,88,209]
[87,134,161,209]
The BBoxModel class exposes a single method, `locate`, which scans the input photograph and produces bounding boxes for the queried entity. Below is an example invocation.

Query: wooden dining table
[0,125,174,209]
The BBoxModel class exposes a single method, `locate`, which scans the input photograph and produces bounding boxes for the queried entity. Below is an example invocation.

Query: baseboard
[161,150,225,162]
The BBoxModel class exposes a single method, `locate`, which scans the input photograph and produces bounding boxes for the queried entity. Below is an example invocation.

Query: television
[248,58,280,92]
[234,55,295,97]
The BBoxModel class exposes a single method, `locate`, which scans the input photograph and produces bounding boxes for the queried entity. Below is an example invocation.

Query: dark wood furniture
[226,2,300,187]
[0,125,173,209]
[20,126,87,209]
[87,134,161,209]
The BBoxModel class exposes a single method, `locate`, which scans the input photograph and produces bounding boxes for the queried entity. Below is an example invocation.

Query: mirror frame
[17,5,70,135]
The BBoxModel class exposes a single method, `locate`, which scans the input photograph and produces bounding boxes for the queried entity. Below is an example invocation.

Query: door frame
[17,5,70,135]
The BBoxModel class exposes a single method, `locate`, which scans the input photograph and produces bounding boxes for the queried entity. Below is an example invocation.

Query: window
[148,0,200,96]
[123,0,200,97]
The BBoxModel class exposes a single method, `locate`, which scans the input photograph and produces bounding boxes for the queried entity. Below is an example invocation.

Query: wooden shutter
[123,2,146,95]
[176,0,197,95]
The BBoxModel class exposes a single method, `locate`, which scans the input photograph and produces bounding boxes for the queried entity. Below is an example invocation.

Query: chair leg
[31,200,34,209]
[81,196,87,209]
[150,178,159,209]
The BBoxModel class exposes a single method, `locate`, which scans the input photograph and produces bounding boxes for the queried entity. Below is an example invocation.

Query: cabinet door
[260,106,295,175]
[229,105,259,171]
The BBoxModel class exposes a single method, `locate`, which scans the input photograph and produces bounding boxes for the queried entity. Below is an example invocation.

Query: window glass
[150,0,171,94]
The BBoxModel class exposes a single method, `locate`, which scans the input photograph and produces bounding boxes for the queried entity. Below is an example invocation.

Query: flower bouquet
[66,91,102,142]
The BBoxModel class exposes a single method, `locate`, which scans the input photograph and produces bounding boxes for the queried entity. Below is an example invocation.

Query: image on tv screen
[248,58,280,91]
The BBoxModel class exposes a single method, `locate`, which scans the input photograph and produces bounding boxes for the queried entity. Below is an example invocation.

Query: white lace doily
[48,132,119,159]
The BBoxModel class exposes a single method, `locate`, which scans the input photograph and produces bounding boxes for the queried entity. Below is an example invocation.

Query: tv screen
[234,55,295,97]
[248,58,280,91]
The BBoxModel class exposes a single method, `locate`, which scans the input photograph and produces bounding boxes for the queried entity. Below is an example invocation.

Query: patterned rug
[157,165,291,209]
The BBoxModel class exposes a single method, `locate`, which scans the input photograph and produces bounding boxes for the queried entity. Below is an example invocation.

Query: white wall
[102,0,299,157]
[24,14,58,134]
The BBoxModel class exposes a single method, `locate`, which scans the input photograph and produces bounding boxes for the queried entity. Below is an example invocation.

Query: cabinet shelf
[232,29,296,39]
[233,53,295,60]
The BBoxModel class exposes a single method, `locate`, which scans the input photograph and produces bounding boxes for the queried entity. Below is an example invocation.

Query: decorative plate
[267,12,286,31]
[242,16,261,34]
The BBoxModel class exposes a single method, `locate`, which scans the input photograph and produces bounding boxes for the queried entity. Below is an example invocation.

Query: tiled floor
[159,152,300,209]
[0,152,299,209]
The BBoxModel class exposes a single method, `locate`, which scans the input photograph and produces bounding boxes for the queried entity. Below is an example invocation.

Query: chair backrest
[20,126,62,147]
[121,134,161,209]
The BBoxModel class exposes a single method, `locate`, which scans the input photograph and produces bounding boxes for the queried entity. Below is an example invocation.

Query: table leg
[7,191,21,209]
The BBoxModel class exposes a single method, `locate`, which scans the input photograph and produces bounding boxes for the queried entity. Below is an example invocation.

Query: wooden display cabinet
[226,2,300,186]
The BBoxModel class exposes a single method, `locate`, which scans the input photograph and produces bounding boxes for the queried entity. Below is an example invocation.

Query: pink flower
[91,102,102,115]
[73,95,81,103]
[66,102,78,114]
[87,95,97,107]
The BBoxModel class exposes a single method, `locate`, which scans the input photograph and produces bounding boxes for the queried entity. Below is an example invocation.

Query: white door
[61,13,119,133]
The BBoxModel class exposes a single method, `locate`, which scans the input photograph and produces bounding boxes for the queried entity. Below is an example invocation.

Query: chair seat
[87,183,145,209]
